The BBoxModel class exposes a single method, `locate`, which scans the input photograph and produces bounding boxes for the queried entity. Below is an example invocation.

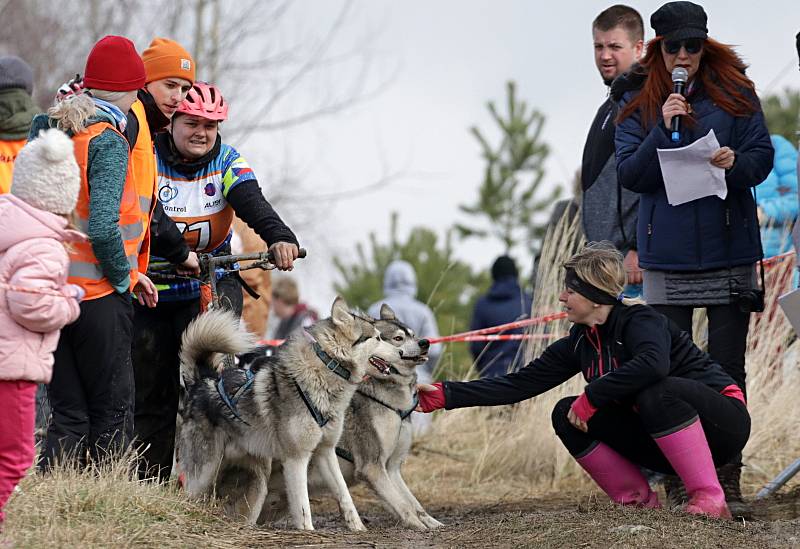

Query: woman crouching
[418,242,749,519]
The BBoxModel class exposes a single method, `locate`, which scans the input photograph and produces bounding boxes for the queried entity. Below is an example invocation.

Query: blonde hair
[47,89,131,134]
[58,212,80,253]
[563,241,644,306]
[272,277,299,306]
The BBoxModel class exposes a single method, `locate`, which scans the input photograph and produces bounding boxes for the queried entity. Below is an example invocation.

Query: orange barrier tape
[763,251,794,267]
[426,312,568,344]
[255,332,567,347]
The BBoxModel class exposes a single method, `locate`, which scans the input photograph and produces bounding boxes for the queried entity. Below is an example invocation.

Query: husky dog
[176,297,399,530]
[254,303,443,530]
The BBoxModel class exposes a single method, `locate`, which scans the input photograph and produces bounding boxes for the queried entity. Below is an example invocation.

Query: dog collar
[304,329,352,382]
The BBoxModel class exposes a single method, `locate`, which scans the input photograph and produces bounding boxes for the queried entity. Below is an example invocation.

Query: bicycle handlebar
[147,247,307,281]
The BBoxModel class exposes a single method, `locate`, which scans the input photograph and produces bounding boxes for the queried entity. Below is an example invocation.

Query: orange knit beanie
[142,38,195,84]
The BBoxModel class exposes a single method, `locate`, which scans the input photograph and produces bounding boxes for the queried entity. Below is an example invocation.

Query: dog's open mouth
[369,356,392,375]
[404,354,429,364]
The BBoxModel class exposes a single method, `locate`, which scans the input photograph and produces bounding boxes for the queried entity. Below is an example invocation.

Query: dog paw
[347,521,367,532]
[420,515,444,529]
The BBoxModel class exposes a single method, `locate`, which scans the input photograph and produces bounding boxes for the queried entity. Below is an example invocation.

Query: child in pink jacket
[0,129,84,528]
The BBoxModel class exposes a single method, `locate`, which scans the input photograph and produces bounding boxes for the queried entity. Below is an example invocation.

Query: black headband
[564,268,621,306]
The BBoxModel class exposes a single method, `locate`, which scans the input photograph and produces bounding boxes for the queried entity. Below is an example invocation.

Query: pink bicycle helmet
[176,81,228,121]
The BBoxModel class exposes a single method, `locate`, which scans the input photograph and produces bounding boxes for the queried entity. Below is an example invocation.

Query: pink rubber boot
[653,419,731,519]
[576,443,660,508]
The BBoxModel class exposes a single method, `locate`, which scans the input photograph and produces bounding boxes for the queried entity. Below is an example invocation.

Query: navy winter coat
[613,74,774,270]
[469,277,533,378]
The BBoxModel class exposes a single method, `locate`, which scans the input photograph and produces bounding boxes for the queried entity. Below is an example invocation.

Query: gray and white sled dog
[176,297,400,530]
[217,304,442,530]
[221,303,443,530]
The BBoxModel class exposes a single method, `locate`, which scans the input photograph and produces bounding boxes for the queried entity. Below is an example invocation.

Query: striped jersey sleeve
[220,145,257,197]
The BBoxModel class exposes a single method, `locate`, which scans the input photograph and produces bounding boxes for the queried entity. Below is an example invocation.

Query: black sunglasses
[662,38,704,55]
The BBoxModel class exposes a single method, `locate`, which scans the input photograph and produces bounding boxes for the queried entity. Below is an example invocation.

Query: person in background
[613,1,774,515]
[0,130,84,527]
[469,256,533,378]
[32,35,160,470]
[0,55,39,193]
[581,5,644,295]
[131,37,201,278]
[368,260,441,436]
[418,243,750,520]
[271,276,318,340]
[758,135,798,262]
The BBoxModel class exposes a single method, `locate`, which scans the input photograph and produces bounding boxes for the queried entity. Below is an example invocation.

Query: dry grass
[4,215,800,547]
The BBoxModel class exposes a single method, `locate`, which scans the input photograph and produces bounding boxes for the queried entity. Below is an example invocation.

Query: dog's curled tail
[180,309,256,385]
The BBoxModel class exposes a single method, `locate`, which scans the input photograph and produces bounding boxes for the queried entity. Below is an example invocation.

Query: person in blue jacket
[612,1,773,514]
[759,135,798,260]
[469,255,533,378]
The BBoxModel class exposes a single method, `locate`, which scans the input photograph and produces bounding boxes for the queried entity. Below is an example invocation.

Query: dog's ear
[379,303,396,321]
[331,296,353,328]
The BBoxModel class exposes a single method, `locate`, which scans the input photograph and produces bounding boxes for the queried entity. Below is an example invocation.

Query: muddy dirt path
[217,491,800,549]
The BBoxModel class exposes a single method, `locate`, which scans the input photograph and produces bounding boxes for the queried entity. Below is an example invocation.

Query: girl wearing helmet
[132,82,300,481]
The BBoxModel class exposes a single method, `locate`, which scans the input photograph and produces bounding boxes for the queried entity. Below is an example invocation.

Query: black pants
[41,292,135,469]
[551,377,750,474]
[132,275,243,481]
[652,304,750,394]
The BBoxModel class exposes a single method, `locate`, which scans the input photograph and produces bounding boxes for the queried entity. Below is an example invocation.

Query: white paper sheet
[656,129,727,206]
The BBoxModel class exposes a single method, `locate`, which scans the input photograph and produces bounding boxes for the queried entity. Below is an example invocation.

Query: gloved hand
[416,382,446,413]
[568,392,598,433]
[66,283,85,302]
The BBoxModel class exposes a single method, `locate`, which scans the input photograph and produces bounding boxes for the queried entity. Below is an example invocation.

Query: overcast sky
[241,1,800,321]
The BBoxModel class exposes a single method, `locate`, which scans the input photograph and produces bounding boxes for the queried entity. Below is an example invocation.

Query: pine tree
[762,88,800,144]
[456,81,562,257]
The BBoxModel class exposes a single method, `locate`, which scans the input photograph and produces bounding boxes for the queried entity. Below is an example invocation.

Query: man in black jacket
[581,6,643,293]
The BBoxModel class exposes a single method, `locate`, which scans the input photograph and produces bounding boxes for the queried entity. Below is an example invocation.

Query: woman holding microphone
[612,1,773,513]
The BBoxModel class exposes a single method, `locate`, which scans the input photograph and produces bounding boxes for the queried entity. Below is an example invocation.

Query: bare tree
[0,0,399,216]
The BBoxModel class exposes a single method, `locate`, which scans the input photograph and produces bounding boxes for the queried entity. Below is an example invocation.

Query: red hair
[618,37,759,128]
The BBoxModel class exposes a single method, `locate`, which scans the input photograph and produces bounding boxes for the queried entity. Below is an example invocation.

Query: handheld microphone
[670,67,688,142]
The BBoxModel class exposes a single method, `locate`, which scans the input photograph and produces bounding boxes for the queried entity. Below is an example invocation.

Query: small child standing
[0,129,85,527]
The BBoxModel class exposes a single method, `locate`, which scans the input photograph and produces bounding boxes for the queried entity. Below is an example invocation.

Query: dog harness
[335,392,419,463]
[216,367,255,426]
[295,330,354,428]
[356,390,419,420]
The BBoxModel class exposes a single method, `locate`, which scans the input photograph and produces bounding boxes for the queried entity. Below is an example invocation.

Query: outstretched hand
[416,382,446,413]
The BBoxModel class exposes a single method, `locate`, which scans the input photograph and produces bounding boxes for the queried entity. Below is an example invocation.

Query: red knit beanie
[83,35,146,92]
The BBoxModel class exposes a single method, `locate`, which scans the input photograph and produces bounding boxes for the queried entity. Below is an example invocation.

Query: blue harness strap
[216,368,255,426]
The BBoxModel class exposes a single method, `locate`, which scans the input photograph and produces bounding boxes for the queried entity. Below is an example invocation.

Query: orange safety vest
[0,138,26,194]
[68,122,143,300]
[129,100,157,273]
